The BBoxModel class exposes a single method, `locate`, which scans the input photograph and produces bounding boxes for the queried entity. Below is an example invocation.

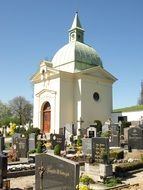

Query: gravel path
[8,171,143,190]
[8,175,35,189]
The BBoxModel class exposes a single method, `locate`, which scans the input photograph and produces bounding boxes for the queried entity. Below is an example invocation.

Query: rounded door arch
[42,102,51,133]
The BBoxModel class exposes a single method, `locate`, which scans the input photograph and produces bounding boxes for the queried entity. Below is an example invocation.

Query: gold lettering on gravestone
[94,143,106,163]
[47,166,70,177]
[38,161,46,190]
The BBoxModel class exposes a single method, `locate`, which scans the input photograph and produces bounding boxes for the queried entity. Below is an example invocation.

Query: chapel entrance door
[43,102,51,133]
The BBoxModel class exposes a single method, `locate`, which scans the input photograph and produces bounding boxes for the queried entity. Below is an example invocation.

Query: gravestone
[0,153,7,188]
[50,134,65,150]
[64,124,74,145]
[35,153,80,190]
[109,124,120,147]
[83,137,109,164]
[87,125,97,138]
[92,137,109,164]
[12,133,21,145]
[128,127,143,149]
[29,133,36,151]
[82,138,92,155]
[102,124,109,133]
[0,137,5,152]
[16,137,28,158]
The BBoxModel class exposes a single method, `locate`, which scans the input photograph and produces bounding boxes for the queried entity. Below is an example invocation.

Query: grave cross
[38,161,46,190]
[77,117,84,136]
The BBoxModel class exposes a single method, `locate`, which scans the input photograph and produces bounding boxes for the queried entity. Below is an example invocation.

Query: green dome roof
[52,41,103,70]
[52,13,103,72]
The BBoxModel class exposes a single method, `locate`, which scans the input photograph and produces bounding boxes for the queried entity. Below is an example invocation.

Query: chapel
[31,13,117,134]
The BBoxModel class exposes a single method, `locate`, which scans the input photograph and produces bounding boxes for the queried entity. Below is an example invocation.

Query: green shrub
[80,175,94,185]
[110,150,124,160]
[94,120,102,133]
[115,161,143,173]
[54,144,61,155]
[28,149,36,154]
[77,136,82,146]
[36,141,43,153]
[104,177,122,187]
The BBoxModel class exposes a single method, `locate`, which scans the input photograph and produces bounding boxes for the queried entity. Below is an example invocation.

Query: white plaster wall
[111,111,143,123]
[73,78,82,127]
[60,75,74,128]
[81,76,113,127]
[33,78,60,133]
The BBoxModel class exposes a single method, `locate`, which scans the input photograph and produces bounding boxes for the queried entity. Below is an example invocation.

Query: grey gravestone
[64,124,74,145]
[35,153,80,190]
[50,134,65,150]
[12,133,21,145]
[102,124,109,133]
[128,127,143,149]
[0,153,7,188]
[82,138,92,155]
[16,137,28,158]
[0,137,5,152]
[29,133,36,151]
[92,137,109,164]
[109,124,120,147]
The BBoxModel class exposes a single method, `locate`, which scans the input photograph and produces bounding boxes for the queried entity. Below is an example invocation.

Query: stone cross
[38,161,46,190]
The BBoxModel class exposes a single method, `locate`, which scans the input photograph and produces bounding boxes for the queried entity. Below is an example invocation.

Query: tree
[138,81,143,105]
[0,101,12,127]
[9,96,33,126]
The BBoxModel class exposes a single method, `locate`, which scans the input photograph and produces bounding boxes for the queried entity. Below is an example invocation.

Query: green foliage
[15,126,26,134]
[77,185,90,190]
[115,161,143,173]
[101,131,111,138]
[28,149,36,154]
[36,141,43,153]
[80,175,94,185]
[94,120,102,133]
[104,177,122,187]
[54,144,61,155]
[26,126,40,137]
[110,150,124,160]
[77,136,82,146]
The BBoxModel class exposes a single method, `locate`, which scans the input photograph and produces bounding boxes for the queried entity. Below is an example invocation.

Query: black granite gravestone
[0,137,5,152]
[109,124,120,147]
[16,137,28,158]
[82,138,92,155]
[50,134,65,150]
[29,133,36,151]
[35,153,79,190]
[0,153,7,188]
[128,127,143,149]
[92,137,109,164]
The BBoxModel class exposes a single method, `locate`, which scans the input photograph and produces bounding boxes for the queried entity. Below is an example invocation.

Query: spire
[70,12,83,30]
[69,12,84,43]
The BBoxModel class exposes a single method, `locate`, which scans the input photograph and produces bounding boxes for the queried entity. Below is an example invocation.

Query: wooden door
[43,102,51,133]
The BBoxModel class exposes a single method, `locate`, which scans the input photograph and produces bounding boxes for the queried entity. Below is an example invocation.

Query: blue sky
[0,0,143,109]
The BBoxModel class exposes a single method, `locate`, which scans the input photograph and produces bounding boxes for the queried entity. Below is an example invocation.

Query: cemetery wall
[111,110,143,123]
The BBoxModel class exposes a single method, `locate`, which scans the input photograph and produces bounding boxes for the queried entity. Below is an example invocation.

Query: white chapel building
[31,13,117,134]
